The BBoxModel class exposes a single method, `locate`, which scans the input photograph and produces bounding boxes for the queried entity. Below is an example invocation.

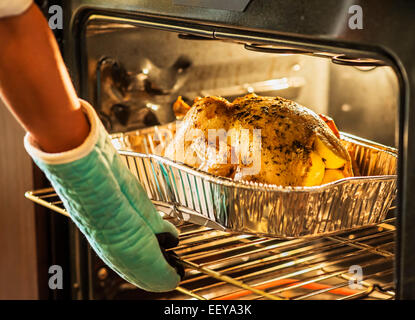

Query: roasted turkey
[165,94,353,186]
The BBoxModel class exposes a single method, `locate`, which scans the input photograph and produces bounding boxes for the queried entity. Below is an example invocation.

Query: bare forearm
[0,4,89,153]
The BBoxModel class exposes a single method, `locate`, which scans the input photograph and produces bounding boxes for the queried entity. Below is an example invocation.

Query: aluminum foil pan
[111,124,397,238]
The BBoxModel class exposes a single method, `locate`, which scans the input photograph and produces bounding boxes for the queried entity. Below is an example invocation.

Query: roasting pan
[111,124,397,238]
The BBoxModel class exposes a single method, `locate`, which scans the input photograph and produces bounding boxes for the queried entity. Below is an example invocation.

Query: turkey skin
[164,94,353,187]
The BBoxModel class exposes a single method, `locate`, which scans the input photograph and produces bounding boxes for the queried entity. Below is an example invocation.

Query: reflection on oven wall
[86,25,331,133]
[85,23,397,149]
[328,64,398,147]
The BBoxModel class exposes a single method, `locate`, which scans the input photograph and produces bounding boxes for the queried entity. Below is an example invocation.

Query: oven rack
[26,188,396,300]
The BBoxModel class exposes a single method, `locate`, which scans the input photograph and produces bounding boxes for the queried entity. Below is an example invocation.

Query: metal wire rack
[26,188,396,300]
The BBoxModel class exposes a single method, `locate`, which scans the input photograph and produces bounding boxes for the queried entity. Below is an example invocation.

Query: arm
[0,3,89,153]
[0,2,183,292]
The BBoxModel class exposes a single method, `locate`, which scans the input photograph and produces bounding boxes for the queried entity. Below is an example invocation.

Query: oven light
[261,78,290,90]
[142,68,149,75]
[146,103,160,111]
[341,104,352,112]
[292,64,301,72]
[242,78,291,94]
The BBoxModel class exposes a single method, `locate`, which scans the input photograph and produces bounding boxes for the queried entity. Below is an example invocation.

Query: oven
[27,0,415,300]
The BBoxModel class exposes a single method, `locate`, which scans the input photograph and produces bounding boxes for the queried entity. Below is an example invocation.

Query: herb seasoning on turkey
[165,94,353,187]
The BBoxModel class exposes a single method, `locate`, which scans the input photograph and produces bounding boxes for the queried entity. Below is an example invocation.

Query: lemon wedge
[321,169,346,184]
[315,137,346,169]
[303,152,325,186]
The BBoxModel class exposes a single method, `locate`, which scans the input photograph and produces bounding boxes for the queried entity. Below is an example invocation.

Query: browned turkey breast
[165,94,353,186]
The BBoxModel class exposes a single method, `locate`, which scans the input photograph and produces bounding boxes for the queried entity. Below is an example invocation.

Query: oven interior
[28,15,400,300]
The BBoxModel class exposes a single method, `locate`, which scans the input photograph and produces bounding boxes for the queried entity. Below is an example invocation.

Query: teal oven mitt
[24,100,183,292]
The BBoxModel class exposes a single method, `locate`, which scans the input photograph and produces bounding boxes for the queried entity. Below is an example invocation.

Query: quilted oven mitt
[24,99,184,292]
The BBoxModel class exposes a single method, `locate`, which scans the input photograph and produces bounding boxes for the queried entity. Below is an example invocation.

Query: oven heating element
[26,188,396,300]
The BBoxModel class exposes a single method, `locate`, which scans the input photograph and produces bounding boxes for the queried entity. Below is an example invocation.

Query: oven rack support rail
[26,188,396,300]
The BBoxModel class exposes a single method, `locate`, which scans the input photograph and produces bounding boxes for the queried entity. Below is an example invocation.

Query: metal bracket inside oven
[152,200,227,231]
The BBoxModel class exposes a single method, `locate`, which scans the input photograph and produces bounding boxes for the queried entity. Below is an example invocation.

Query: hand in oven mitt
[24,99,184,292]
